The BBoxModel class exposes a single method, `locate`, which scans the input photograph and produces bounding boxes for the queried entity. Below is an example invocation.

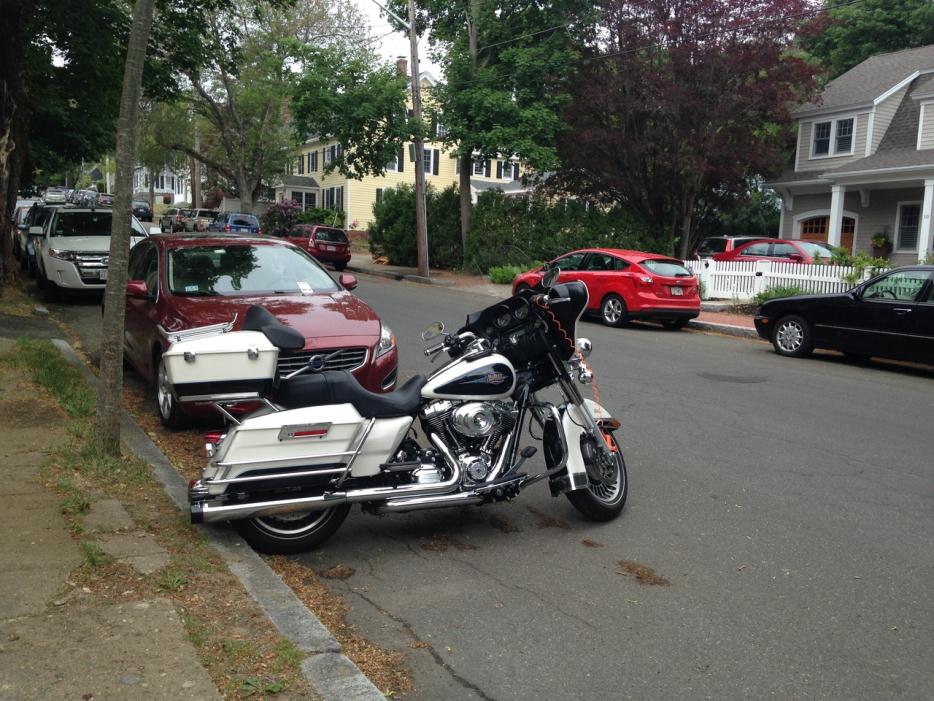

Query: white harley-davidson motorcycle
[171,269,627,553]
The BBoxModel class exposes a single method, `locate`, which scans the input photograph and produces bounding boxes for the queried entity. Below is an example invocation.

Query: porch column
[918,178,934,263]
[828,184,846,247]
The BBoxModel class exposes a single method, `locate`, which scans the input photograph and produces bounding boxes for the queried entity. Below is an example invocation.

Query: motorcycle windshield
[543,281,588,360]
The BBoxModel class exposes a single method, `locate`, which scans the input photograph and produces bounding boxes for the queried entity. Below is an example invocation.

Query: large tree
[802,0,934,80]
[390,0,594,250]
[555,0,818,257]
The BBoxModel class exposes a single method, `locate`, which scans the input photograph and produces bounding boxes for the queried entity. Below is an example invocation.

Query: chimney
[395,56,408,77]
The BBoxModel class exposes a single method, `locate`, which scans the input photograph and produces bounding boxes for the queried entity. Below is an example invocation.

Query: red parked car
[712,238,834,263]
[282,224,352,271]
[122,234,397,427]
[512,248,700,329]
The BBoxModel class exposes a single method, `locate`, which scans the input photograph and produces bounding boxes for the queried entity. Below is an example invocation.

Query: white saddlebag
[164,330,279,400]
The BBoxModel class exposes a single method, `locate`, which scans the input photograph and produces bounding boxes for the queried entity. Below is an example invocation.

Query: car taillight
[635,275,654,287]
[204,431,225,458]
[309,237,316,247]
[224,224,231,232]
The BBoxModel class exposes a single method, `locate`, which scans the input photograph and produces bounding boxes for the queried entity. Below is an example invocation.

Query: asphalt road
[41,275,934,700]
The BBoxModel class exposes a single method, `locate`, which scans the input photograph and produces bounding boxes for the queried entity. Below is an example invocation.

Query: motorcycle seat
[276,370,427,418]
[241,305,305,351]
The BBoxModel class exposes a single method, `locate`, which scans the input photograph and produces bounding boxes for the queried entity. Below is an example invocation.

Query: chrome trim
[180,391,261,403]
[335,418,376,488]
[205,466,347,485]
[216,449,357,468]
[277,347,368,376]
[158,314,238,344]
[373,493,483,513]
[277,422,332,442]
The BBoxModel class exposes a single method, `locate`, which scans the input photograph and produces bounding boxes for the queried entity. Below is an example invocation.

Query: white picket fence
[683,259,885,301]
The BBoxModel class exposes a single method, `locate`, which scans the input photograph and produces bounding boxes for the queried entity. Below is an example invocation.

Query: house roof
[909,72,934,99]
[820,147,934,176]
[278,175,320,189]
[794,44,934,116]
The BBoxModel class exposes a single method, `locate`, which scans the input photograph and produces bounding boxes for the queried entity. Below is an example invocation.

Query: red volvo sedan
[122,234,397,427]
[512,248,700,328]
[281,224,352,271]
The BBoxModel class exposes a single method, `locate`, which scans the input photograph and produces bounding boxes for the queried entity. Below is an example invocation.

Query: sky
[353,0,440,77]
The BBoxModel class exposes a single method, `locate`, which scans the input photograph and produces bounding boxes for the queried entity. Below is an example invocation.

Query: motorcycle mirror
[421,321,445,341]
[541,266,559,290]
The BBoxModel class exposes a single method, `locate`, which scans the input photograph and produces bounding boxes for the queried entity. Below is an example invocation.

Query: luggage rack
[158,314,238,344]
[177,390,279,425]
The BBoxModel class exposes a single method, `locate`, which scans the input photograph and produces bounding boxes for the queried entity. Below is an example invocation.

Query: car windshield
[314,227,348,243]
[641,259,693,277]
[167,244,338,296]
[697,238,727,255]
[798,241,833,258]
[52,211,113,236]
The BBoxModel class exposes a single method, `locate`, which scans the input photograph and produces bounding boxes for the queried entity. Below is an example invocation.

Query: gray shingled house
[767,45,934,264]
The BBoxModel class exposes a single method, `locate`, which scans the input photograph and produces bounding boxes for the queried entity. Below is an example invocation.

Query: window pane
[423,149,432,173]
[897,205,920,249]
[771,243,797,258]
[863,271,930,301]
[835,118,853,152]
[641,259,692,276]
[813,122,831,155]
[741,242,771,256]
[584,254,614,271]
[553,253,585,271]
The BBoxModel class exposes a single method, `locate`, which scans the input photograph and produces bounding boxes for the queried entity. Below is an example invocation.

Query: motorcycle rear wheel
[566,450,627,521]
[234,504,350,554]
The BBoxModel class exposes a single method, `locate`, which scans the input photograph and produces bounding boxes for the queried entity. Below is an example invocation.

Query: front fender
[561,399,615,492]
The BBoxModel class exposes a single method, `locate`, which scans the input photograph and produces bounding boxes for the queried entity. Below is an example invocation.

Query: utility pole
[370,0,429,278]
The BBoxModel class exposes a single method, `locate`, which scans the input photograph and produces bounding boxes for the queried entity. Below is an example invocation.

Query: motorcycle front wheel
[234,504,350,554]
[566,450,628,521]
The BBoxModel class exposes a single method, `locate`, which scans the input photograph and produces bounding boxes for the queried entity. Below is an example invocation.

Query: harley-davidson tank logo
[485,371,508,385]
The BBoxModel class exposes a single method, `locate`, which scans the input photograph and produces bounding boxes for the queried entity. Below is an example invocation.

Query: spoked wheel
[156,355,186,428]
[566,445,628,521]
[234,504,351,554]
[772,314,813,358]
[600,294,628,327]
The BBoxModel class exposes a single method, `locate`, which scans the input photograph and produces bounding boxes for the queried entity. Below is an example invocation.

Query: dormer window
[812,117,855,157]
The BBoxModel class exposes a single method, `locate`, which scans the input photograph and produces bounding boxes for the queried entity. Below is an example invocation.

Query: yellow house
[273,72,527,232]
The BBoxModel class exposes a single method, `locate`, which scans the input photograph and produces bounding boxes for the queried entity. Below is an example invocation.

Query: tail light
[635,275,654,288]
[309,237,316,247]
[204,431,225,458]
[224,224,231,232]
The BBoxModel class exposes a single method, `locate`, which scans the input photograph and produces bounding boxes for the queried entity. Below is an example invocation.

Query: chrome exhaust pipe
[192,433,465,524]
[373,492,483,514]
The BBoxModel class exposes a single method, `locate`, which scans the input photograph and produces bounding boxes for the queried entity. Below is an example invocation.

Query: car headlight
[377,323,396,358]
[48,248,76,262]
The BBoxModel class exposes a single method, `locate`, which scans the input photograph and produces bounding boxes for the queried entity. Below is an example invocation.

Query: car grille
[276,347,368,375]
[75,252,108,283]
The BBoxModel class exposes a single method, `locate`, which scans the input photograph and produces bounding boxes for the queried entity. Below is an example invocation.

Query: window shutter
[338,186,344,212]
[484,160,491,177]
[408,143,416,163]
[306,153,311,172]
[398,146,404,172]
[433,149,439,176]
[512,163,519,180]
[496,161,503,179]
[376,188,383,204]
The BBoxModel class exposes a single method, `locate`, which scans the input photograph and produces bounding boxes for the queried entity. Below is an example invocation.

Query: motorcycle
[174,268,627,553]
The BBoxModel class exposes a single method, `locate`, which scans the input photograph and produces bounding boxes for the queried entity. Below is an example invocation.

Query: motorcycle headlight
[48,248,76,262]
[377,323,396,358]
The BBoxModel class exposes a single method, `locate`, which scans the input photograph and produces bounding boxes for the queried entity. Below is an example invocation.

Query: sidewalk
[346,258,760,339]
[0,315,384,701]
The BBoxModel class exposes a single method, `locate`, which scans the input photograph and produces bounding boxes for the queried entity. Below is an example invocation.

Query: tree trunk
[0,0,27,288]
[149,171,155,212]
[94,0,157,457]
[678,194,696,260]
[458,1,481,262]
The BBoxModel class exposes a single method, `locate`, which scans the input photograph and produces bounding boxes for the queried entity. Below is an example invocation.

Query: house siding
[797,112,870,172]
[870,85,909,154]
[919,102,934,149]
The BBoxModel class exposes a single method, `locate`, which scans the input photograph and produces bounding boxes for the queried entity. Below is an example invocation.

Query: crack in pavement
[350,588,498,701]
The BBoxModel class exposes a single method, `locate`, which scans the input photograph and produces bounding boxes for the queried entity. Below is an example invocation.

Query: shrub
[368,184,463,268]
[298,207,345,227]
[260,199,304,237]
[753,285,808,306]
[488,265,525,284]
[465,191,659,273]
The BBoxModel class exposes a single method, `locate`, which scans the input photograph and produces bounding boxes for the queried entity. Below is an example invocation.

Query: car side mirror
[28,226,43,235]
[149,227,161,236]
[126,280,149,298]
[339,273,358,290]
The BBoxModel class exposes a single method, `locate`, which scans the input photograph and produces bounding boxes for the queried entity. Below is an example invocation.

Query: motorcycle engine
[419,401,516,483]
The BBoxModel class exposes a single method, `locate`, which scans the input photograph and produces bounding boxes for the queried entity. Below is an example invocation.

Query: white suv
[32,207,150,301]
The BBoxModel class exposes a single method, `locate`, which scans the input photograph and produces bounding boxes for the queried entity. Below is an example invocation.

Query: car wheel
[661,319,688,330]
[155,353,186,428]
[600,294,628,327]
[772,315,814,358]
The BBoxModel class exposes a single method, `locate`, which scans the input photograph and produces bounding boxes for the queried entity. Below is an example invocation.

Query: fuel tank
[422,353,516,400]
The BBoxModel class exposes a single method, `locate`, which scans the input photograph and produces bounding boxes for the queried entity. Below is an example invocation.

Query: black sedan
[132,200,153,221]
[754,266,933,363]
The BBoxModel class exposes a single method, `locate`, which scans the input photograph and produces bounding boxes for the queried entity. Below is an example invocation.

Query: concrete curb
[50,340,384,701]
[687,320,761,339]
[347,264,456,287]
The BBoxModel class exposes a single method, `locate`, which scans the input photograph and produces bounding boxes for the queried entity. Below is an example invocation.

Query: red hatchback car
[282,224,352,271]
[512,248,700,328]
[122,234,398,427]
[712,238,834,263]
